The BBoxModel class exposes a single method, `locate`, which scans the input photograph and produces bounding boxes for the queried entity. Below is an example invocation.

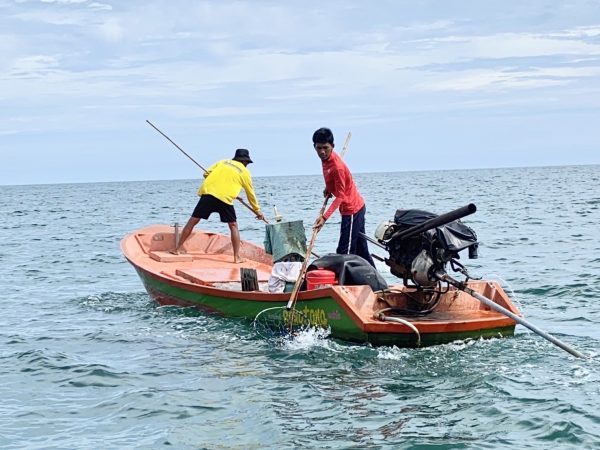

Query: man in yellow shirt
[173,148,265,263]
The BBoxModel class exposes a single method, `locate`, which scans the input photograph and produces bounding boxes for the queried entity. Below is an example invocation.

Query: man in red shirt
[312,127,375,267]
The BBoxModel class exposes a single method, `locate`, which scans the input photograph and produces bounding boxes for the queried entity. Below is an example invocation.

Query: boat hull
[134,263,516,348]
[122,224,519,348]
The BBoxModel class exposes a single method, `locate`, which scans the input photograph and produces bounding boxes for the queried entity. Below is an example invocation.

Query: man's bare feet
[170,249,185,255]
[234,257,247,264]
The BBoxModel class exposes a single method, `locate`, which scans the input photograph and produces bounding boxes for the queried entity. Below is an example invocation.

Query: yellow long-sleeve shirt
[198,159,261,212]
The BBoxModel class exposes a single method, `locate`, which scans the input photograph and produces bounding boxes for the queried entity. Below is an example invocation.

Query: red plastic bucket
[306,269,338,290]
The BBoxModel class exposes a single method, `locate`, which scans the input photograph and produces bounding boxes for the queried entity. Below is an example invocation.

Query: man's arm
[241,171,261,214]
[323,169,346,220]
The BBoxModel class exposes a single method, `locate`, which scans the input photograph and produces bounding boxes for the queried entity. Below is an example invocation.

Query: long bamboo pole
[286,132,352,330]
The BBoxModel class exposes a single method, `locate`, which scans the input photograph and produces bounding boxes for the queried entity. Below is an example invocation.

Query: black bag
[308,254,388,292]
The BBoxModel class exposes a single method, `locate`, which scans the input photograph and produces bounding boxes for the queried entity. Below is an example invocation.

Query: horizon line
[1,162,598,188]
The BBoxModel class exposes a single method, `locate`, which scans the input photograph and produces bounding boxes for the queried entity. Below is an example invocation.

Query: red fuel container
[306,269,338,290]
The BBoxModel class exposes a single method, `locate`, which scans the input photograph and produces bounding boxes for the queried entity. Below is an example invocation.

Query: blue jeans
[336,205,375,267]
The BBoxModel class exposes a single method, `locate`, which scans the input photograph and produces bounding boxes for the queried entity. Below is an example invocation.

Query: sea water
[1,165,599,449]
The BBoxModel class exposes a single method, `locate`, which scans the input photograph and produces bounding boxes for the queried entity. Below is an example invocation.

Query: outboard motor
[373,204,479,289]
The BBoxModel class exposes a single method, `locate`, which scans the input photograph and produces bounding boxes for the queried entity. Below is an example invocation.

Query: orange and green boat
[121,223,520,347]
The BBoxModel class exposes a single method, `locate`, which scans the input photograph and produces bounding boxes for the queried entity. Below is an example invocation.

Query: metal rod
[439,273,587,359]
[146,120,208,173]
[146,119,269,224]
[173,222,180,248]
[391,203,477,242]
[371,253,385,262]
[359,232,387,250]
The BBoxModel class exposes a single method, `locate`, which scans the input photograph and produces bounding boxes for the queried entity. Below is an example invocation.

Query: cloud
[551,25,600,38]
[422,69,572,92]
[40,0,88,3]
[1,1,600,184]
[6,54,61,79]
[88,2,111,11]
[10,9,88,26]
[96,17,123,42]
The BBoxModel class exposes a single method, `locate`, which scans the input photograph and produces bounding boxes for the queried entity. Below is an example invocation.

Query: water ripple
[1,168,600,449]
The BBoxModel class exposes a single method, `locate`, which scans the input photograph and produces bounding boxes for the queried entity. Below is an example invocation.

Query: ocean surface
[1,165,599,449]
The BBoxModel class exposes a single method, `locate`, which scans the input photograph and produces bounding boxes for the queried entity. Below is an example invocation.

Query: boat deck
[149,251,273,289]
[332,283,517,330]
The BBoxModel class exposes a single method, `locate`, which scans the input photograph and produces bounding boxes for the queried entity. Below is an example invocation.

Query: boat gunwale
[122,225,519,337]
[132,260,517,334]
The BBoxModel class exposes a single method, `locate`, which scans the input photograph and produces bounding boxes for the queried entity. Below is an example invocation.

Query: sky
[1,0,599,185]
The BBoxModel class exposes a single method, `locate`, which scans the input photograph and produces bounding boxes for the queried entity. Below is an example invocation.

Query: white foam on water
[376,346,411,360]
[281,326,333,351]
[483,272,524,312]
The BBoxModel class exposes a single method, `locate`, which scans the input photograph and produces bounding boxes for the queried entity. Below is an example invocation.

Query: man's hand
[313,214,326,231]
[255,211,266,222]
[323,188,330,198]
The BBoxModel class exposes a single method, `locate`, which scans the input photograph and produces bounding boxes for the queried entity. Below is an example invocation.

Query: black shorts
[192,195,237,223]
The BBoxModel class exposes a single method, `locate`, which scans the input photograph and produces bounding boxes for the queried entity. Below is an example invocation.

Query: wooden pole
[286,132,352,330]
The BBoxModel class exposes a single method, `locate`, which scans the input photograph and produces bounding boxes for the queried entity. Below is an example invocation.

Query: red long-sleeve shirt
[322,151,365,220]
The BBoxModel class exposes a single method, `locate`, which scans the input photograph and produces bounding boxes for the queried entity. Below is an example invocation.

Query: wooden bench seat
[176,266,272,286]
